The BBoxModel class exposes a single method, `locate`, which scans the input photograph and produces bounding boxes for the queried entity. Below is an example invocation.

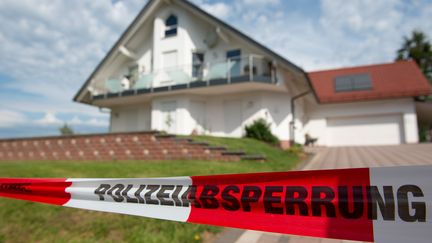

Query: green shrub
[419,126,427,142]
[287,143,304,155]
[245,118,279,145]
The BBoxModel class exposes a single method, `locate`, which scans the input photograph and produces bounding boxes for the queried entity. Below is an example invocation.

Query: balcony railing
[93,55,277,100]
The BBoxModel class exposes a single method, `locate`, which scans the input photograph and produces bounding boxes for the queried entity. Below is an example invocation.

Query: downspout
[290,90,311,145]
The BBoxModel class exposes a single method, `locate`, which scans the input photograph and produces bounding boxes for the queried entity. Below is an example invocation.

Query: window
[192,52,204,78]
[334,73,372,92]
[163,50,177,69]
[128,64,139,83]
[164,15,177,37]
[226,49,241,77]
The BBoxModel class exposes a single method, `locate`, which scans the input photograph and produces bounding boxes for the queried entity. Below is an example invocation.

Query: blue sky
[0,0,431,138]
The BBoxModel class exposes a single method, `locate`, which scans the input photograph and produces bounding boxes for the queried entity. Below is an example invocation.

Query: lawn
[0,136,300,243]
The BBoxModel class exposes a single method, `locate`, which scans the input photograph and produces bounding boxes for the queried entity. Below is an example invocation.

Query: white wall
[150,3,271,86]
[143,91,293,140]
[110,103,151,132]
[151,96,190,134]
[261,93,292,141]
[304,98,419,146]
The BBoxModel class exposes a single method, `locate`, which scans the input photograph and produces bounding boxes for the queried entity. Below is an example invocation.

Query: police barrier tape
[0,165,431,242]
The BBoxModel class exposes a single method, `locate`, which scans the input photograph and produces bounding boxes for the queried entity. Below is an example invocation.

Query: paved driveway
[214,144,432,243]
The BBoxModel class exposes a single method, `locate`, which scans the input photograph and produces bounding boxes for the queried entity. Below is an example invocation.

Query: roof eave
[74,0,317,104]
[73,0,158,103]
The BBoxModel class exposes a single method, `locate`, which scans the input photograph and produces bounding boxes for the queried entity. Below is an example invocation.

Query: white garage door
[327,114,404,146]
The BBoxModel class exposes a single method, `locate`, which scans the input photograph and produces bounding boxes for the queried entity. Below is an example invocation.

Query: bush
[245,118,279,145]
[419,126,429,142]
[287,143,304,155]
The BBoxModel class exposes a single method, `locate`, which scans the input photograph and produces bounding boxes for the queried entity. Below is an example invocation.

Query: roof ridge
[308,60,414,74]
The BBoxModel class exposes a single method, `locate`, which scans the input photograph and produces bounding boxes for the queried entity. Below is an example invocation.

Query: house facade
[74,0,432,147]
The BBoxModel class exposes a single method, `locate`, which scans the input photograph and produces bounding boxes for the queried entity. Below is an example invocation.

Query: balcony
[92,55,277,101]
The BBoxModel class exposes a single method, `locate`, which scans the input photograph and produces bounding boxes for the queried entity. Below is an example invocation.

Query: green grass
[0,136,299,243]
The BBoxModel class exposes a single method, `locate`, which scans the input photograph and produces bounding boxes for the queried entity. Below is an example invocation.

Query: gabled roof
[73,0,310,104]
[308,60,432,104]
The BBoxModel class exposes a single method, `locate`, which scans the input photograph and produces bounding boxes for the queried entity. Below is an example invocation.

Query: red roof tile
[308,60,432,104]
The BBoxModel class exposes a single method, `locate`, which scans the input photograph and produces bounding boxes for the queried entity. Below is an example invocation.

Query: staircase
[0,131,266,162]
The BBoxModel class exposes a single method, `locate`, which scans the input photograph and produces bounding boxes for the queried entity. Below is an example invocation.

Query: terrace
[92,55,277,101]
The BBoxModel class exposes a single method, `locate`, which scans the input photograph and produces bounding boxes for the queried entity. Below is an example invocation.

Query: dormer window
[165,15,178,37]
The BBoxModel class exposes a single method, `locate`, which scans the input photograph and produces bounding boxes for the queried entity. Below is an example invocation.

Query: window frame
[164,14,178,38]
[334,73,373,92]
[192,52,204,79]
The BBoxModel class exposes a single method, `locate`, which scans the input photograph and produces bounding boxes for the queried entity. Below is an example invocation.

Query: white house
[74,0,432,147]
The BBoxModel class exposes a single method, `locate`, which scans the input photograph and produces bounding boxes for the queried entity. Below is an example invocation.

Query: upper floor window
[334,73,373,92]
[165,15,178,37]
[192,52,204,78]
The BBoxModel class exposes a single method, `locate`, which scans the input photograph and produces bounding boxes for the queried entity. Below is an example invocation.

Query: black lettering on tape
[122,184,138,203]
[200,185,220,209]
[145,185,160,205]
[285,186,309,216]
[264,186,284,214]
[241,186,262,212]
[311,186,336,217]
[367,186,395,220]
[338,186,364,219]
[107,184,125,202]
[397,185,426,222]
[172,185,183,206]
[0,183,31,193]
[158,185,175,206]
[221,185,240,211]
[181,185,201,208]
[134,185,146,203]
[94,184,111,201]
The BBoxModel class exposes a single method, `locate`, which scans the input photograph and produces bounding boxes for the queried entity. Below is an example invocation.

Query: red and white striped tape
[0,165,430,242]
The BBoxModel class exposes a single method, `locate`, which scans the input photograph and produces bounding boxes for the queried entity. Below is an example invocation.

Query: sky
[0,0,431,138]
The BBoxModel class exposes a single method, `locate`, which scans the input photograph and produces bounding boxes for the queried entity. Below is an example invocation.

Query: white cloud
[36,112,63,125]
[0,0,145,117]
[243,0,280,5]
[68,115,108,127]
[0,110,27,128]
[210,0,432,71]
[87,118,109,127]
[200,2,230,19]
[69,116,83,125]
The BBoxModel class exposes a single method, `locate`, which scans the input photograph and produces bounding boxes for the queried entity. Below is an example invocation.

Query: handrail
[95,55,275,95]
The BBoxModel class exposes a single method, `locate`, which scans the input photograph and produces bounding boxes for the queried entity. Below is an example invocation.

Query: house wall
[110,104,152,132]
[304,98,419,146]
[97,3,280,89]
[151,4,260,87]
[116,91,293,141]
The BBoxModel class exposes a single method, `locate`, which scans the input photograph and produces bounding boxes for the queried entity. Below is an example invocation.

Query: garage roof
[308,60,432,104]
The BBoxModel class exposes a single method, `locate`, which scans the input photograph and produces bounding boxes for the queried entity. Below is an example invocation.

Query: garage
[327,114,405,146]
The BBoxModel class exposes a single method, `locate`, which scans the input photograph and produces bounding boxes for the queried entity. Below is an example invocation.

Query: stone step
[154,134,176,139]
[206,146,227,151]
[188,141,210,146]
[240,154,267,161]
[222,151,246,156]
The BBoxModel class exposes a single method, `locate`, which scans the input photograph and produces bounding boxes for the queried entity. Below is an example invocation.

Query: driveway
[214,144,432,243]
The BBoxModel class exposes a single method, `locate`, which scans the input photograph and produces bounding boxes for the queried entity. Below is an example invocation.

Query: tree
[396,30,432,83]
[59,123,74,136]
